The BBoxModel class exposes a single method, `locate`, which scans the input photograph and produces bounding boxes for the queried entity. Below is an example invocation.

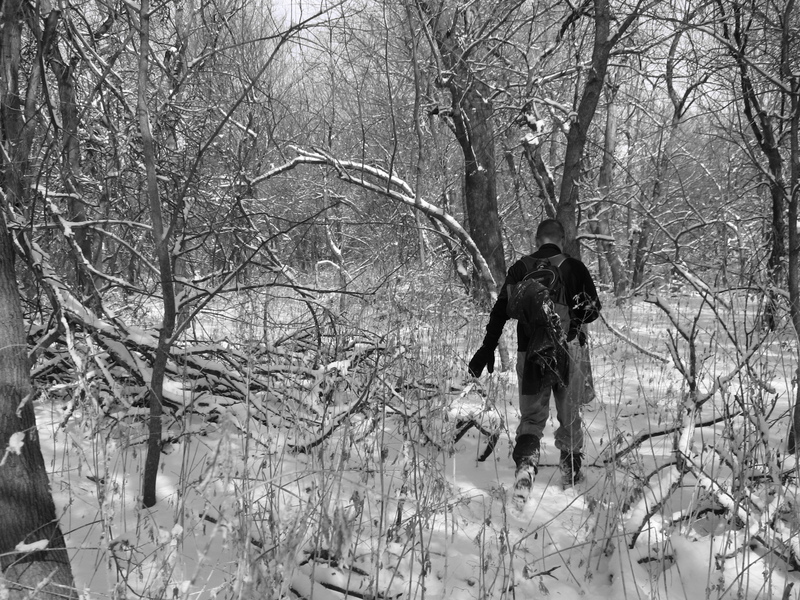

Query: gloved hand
[567,326,587,346]
[468,345,495,377]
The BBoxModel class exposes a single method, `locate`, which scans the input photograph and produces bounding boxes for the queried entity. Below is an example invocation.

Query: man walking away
[468,219,601,495]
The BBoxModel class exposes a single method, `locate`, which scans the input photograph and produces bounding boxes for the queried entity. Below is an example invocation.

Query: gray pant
[515,341,586,452]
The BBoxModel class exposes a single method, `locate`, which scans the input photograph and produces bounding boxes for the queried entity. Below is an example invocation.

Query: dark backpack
[506,254,571,388]
[506,254,570,332]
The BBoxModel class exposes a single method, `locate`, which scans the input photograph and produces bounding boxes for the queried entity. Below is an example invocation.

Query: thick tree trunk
[448,80,506,288]
[1,0,76,593]
[0,222,76,598]
[556,0,613,259]
[428,10,506,291]
[556,0,646,261]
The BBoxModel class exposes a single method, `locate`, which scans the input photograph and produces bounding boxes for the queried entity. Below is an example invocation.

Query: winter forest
[1,0,800,598]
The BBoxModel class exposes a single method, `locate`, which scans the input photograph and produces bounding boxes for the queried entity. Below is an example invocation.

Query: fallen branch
[600,410,740,464]
[598,311,669,363]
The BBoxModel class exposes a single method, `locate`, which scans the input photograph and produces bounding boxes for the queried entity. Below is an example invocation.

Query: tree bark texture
[522,141,558,218]
[556,0,613,259]
[716,0,798,447]
[39,7,96,304]
[718,0,788,323]
[1,0,77,593]
[779,1,799,455]
[0,223,76,598]
[432,18,506,289]
[790,79,800,454]
[589,80,627,295]
[138,0,176,508]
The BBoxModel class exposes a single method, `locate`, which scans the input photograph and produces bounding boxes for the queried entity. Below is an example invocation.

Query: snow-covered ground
[36,294,800,599]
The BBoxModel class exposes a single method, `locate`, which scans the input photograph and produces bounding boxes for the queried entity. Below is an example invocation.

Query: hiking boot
[515,448,541,476]
[560,450,583,488]
[512,434,541,474]
[513,462,537,503]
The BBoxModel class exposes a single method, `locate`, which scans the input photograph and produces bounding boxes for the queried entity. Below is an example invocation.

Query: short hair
[536,219,565,242]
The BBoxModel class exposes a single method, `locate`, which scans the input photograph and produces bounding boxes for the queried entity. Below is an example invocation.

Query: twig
[600,410,740,463]
[597,311,669,363]
[478,431,500,462]
[522,564,561,579]
[453,417,501,461]
[288,390,371,454]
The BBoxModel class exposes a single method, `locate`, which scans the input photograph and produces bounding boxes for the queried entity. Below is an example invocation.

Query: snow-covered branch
[671,262,731,310]
[597,310,669,363]
[247,147,498,297]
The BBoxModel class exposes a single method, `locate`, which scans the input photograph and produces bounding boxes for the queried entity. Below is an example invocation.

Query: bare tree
[555,0,654,258]
[134,0,337,506]
[0,223,77,598]
[414,0,515,290]
[715,1,792,306]
[588,76,628,294]
[713,0,800,451]
[0,0,77,592]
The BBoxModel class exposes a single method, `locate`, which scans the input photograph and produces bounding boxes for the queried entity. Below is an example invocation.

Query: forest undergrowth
[29,269,800,599]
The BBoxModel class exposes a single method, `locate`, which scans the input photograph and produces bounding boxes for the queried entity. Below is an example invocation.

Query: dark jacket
[482,244,601,351]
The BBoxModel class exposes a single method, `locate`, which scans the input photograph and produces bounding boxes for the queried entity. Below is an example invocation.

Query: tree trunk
[0,214,76,600]
[405,3,431,266]
[428,10,506,291]
[39,7,97,305]
[789,79,799,453]
[1,0,77,593]
[449,81,505,288]
[783,27,799,454]
[503,130,535,246]
[555,0,646,259]
[522,136,558,218]
[556,0,613,258]
[631,218,652,288]
[138,0,176,507]
[589,79,628,295]
[719,1,788,328]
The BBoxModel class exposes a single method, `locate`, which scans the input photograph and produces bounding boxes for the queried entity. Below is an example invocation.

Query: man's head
[535,219,565,249]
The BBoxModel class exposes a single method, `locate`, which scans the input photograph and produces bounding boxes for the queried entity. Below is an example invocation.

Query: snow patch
[15,539,49,553]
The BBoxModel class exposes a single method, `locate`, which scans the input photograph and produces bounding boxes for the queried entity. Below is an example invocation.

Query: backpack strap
[547,253,574,328]
[520,253,566,274]
[519,254,538,272]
